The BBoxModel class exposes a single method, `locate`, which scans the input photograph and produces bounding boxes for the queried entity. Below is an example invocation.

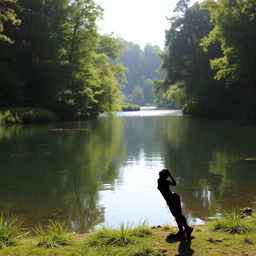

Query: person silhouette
[157,168,193,239]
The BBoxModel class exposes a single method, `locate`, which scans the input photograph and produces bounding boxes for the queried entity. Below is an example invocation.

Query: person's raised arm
[168,171,177,186]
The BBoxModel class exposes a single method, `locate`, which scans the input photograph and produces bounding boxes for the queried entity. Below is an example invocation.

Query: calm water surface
[1,108,256,232]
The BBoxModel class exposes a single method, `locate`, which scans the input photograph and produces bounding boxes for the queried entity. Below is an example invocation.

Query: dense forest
[1,0,256,122]
[119,41,163,106]
[156,0,256,119]
[0,0,126,122]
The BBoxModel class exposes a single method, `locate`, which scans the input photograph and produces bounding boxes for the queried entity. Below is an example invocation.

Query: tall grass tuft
[0,216,22,248]
[88,222,152,247]
[210,210,254,234]
[35,220,73,248]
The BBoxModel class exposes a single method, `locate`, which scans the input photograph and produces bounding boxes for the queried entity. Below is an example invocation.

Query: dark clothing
[157,177,189,231]
[157,178,175,202]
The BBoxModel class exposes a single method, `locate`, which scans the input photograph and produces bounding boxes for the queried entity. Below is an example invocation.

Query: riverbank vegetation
[0,108,57,125]
[155,0,256,120]
[121,103,140,112]
[0,212,255,255]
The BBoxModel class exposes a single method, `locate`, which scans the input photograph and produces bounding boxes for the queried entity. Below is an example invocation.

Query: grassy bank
[0,212,256,256]
[0,108,57,125]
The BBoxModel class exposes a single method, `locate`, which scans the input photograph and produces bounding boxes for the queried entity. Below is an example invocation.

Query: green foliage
[35,220,73,248]
[122,103,140,111]
[0,0,21,43]
[0,216,22,248]
[88,222,152,247]
[156,0,242,117]
[0,0,126,120]
[200,0,256,118]
[210,211,255,234]
[0,108,56,124]
[162,81,187,108]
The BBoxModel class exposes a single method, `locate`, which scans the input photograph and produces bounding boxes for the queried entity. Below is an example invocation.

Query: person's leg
[169,194,193,238]
[168,195,185,235]
[169,207,185,234]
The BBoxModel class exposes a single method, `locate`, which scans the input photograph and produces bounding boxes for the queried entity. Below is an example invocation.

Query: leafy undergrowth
[0,215,256,256]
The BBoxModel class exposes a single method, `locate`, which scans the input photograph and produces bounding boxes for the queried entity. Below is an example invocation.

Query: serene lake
[1,107,256,232]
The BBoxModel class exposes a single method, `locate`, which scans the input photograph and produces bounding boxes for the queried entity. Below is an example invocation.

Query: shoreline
[0,214,255,256]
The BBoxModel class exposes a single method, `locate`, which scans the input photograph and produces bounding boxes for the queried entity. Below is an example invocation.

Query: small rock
[240,207,253,217]
[207,237,223,243]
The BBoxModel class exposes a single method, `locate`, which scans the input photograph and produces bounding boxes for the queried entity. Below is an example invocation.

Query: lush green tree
[0,0,21,43]
[156,1,231,116]
[201,0,256,118]
[0,0,126,119]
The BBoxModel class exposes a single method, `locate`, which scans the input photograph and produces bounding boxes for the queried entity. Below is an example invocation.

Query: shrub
[121,103,140,112]
[35,220,73,248]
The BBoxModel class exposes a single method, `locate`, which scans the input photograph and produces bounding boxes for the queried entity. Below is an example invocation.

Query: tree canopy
[156,0,256,119]
[0,0,126,119]
[0,0,21,43]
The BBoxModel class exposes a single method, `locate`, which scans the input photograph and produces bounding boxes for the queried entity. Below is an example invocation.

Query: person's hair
[159,168,171,178]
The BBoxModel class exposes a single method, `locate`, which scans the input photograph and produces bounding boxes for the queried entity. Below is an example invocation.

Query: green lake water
[0,107,256,232]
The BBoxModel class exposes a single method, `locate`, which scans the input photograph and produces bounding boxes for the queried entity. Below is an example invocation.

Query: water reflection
[156,116,256,220]
[0,110,256,231]
[0,118,124,232]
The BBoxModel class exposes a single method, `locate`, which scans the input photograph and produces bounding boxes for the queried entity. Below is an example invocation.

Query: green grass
[0,216,22,248]
[35,220,73,248]
[0,214,256,255]
[0,107,56,124]
[209,210,255,234]
[88,222,152,247]
[160,224,172,231]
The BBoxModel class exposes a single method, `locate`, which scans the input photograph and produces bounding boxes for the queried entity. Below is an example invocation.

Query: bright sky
[95,0,201,49]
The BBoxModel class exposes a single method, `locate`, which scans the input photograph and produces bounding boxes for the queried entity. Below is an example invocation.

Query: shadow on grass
[165,235,195,256]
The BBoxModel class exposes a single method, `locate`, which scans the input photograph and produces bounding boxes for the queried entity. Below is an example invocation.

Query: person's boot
[168,231,185,238]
